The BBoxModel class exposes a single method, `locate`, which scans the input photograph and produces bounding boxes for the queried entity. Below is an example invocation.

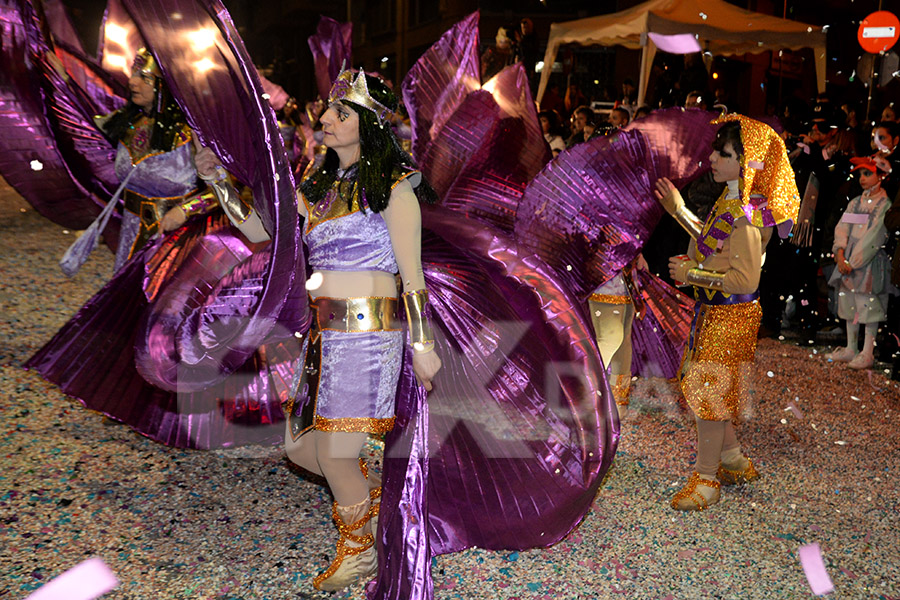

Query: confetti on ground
[1,179,900,599]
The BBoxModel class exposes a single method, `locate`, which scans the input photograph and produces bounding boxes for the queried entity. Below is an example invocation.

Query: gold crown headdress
[132,48,161,77]
[327,69,394,124]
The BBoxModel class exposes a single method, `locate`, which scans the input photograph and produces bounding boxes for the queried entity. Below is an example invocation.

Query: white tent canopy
[536,0,827,108]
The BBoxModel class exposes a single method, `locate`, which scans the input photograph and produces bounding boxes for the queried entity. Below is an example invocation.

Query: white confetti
[835,440,847,445]
[766,371,775,378]
[30,159,43,171]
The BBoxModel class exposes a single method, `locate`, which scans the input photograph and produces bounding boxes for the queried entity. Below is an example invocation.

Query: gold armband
[210,180,253,224]
[685,268,726,291]
[180,190,219,217]
[402,289,434,352]
[672,204,704,240]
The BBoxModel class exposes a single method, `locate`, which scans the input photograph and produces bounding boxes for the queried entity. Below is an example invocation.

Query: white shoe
[826,346,857,362]
[847,351,874,370]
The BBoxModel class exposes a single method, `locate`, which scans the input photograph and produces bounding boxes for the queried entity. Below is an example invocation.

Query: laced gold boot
[671,472,721,511]
[717,456,759,486]
[313,497,377,591]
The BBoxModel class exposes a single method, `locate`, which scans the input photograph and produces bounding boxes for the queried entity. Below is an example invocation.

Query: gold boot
[358,459,382,540]
[671,472,721,511]
[612,373,632,418]
[313,497,377,591]
[717,456,759,486]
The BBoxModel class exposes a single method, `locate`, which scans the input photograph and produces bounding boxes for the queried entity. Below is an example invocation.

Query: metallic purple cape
[370,207,616,599]
[401,11,480,165]
[629,269,692,379]
[25,216,297,449]
[0,0,117,237]
[121,0,308,391]
[307,16,352,102]
[371,13,613,599]
[26,0,307,447]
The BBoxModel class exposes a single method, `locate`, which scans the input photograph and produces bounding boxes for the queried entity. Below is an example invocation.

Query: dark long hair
[300,74,437,212]
[101,74,188,152]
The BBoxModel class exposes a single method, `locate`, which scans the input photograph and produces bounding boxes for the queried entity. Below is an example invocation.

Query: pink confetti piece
[798,543,835,596]
[26,558,118,600]
[787,401,804,418]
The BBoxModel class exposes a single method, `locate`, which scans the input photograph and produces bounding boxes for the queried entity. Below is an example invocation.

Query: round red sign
[858,11,900,54]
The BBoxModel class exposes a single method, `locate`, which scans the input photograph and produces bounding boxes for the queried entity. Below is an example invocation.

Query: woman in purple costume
[99,48,223,271]
[221,69,442,591]
[25,46,284,449]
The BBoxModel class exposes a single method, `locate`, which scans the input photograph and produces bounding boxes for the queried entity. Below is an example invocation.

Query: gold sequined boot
[358,459,382,540]
[671,472,721,511]
[313,497,377,591]
[717,456,759,485]
[612,373,632,418]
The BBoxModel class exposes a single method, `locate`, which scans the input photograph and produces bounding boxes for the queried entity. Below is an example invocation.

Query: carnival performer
[220,69,442,591]
[825,156,893,370]
[587,254,648,417]
[26,44,286,450]
[99,48,223,272]
[654,115,800,510]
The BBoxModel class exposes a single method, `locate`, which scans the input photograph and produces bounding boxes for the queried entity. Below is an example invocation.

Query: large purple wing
[371,206,616,599]
[307,16,352,102]
[514,130,659,298]
[401,11,480,164]
[123,0,307,390]
[629,268,693,379]
[0,0,114,233]
[624,107,721,187]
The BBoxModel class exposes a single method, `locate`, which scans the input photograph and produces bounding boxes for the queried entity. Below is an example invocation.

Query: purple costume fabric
[367,12,616,600]
[26,0,308,448]
[0,0,122,247]
[303,200,399,273]
[308,16,352,102]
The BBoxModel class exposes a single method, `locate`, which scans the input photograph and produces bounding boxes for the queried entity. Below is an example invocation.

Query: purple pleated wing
[123,0,307,390]
[308,16,352,102]
[514,130,660,299]
[0,0,113,233]
[371,206,617,599]
[624,107,720,188]
[97,0,144,87]
[401,11,480,164]
[629,269,693,379]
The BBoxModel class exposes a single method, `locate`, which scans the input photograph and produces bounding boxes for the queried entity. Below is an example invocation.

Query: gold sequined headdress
[327,69,394,124]
[711,113,800,237]
[132,47,161,77]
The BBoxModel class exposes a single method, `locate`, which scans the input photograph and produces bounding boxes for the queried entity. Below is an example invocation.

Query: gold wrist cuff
[402,289,434,346]
[673,204,703,240]
[686,268,726,291]
[211,180,252,224]
[180,190,218,217]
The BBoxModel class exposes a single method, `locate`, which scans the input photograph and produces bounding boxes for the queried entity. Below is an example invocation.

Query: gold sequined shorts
[679,300,761,421]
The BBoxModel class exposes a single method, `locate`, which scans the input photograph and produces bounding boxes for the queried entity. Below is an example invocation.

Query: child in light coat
[826,156,894,369]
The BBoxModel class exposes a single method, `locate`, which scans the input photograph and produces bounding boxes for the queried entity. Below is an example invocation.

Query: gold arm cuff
[686,268,726,291]
[673,204,704,240]
[180,190,219,217]
[402,289,434,347]
[210,180,252,224]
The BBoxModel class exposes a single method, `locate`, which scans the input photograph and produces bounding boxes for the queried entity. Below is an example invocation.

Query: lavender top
[114,140,198,199]
[302,169,421,273]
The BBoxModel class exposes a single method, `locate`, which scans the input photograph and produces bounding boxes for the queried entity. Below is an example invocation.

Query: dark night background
[55,0,900,120]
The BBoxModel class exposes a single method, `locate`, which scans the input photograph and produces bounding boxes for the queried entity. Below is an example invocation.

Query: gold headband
[132,48,161,77]
[327,69,393,124]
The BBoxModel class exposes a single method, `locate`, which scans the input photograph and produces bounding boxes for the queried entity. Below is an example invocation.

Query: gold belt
[312,296,401,332]
[123,189,193,228]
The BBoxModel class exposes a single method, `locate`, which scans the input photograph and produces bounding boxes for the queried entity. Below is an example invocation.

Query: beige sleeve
[718,218,765,295]
[381,179,426,292]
